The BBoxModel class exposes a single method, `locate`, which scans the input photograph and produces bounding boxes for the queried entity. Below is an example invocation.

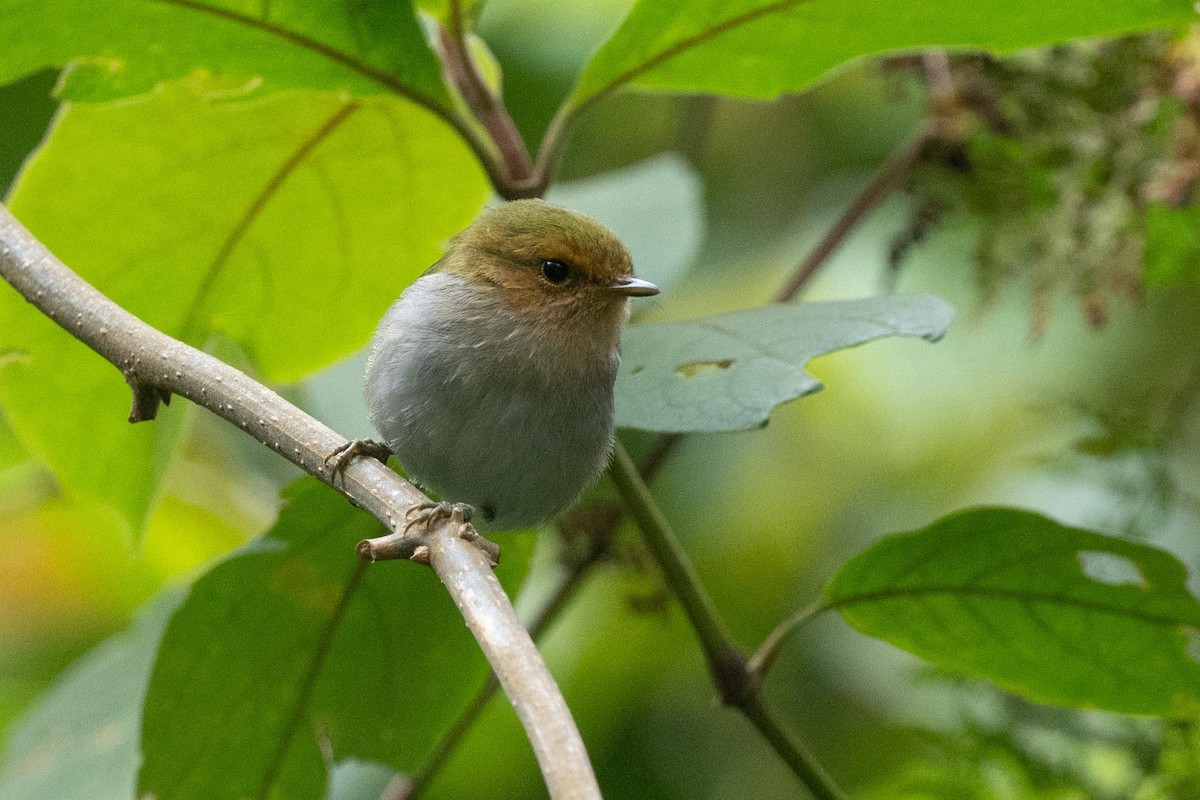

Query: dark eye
[540,259,570,284]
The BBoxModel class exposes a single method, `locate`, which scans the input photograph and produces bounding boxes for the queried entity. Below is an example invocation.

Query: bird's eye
[540,259,570,284]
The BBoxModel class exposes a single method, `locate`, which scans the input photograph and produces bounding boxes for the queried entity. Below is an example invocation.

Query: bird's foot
[325,439,392,483]
[401,500,475,536]
[356,500,501,566]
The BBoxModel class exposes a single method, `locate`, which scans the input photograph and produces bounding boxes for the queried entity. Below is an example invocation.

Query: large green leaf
[826,507,1200,716]
[0,80,489,534]
[572,0,1194,106]
[139,478,535,800]
[0,593,181,800]
[0,0,448,107]
[614,295,954,432]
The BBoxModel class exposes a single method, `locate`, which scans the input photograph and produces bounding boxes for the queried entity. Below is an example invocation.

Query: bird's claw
[326,439,392,483]
[401,501,474,536]
[355,501,499,566]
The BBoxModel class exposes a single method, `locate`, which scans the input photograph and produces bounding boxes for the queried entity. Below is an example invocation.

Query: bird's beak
[610,276,660,297]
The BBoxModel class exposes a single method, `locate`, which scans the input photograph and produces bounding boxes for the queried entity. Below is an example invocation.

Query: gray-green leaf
[826,507,1200,716]
[615,295,953,432]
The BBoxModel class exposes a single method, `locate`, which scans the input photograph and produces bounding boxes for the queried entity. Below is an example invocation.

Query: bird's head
[439,199,658,342]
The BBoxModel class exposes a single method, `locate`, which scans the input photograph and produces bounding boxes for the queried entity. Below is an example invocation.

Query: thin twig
[608,442,847,800]
[437,0,539,198]
[772,124,934,304]
[0,205,599,800]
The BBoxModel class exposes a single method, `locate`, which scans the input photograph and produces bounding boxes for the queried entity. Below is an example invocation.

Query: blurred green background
[4,0,1200,797]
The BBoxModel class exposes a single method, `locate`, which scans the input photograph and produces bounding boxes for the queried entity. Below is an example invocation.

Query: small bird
[335,199,659,531]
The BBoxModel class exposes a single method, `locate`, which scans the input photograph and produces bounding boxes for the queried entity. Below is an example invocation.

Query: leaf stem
[746,598,828,677]
[608,442,847,800]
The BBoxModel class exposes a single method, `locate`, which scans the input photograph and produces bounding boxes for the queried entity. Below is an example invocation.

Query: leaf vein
[146,0,446,112]
[834,585,1196,629]
[579,0,813,111]
[178,102,360,340]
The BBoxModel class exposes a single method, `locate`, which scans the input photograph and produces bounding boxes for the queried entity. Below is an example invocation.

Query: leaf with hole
[825,507,1200,716]
[614,295,954,432]
[572,0,1195,106]
[139,478,535,800]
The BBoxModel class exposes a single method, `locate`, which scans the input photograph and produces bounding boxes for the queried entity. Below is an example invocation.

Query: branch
[436,0,545,199]
[0,204,600,800]
[772,124,933,304]
[608,443,846,800]
[397,508,614,800]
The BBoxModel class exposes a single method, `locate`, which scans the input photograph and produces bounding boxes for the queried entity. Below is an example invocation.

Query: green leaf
[614,295,954,432]
[139,478,535,800]
[825,507,1200,716]
[0,592,181,800]
[0,80,489,534]
[572,0,1195,106]
[0,0,449,107]
[1145,202,1200,287]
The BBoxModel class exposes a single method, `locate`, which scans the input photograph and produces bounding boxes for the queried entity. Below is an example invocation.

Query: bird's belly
[369,348,613,530]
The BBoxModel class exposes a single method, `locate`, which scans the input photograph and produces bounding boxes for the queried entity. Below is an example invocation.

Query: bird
[330,199,659,532]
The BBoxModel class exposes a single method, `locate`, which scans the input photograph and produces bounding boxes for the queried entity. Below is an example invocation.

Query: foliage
[826,507,1200,716]
[892,33,1200,333]
[2,1,1200,799]
[139,479,534,800]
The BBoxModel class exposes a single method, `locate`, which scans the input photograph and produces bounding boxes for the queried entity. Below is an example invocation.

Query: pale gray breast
[364,272,618,529]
